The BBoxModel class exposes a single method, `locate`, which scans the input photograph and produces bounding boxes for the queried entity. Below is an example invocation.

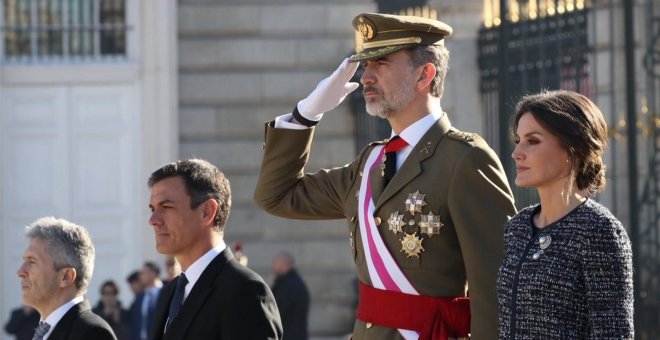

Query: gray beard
[365,75,416,119]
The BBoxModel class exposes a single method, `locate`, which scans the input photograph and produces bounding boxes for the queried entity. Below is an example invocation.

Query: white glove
[297,58,360,122]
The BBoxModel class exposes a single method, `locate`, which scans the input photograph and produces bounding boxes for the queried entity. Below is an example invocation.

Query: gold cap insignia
[400,233,424,257]
[357,16,376,41]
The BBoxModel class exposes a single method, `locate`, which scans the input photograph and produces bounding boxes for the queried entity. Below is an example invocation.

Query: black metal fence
[478,5,591,208]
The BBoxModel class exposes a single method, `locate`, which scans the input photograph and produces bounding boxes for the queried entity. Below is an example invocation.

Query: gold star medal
[419,212,444,237]
[405,191,427,216]
[387,211,405,234]
[400,233,424,258]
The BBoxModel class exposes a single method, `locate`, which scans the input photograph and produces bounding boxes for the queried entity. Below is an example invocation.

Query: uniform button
[374,217,382,225]
[366,322,373,328]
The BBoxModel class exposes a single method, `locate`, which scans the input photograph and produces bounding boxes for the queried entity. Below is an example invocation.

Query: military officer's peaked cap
[349,12,453,62]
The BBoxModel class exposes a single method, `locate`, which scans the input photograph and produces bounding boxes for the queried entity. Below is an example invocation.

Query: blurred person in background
[232,241,249,267]
[93,280,129,339]
[163,256,181,284]
[126,271,144,297]
[4,304,39,340]
[272,251,309,340]
[129,262,162,340]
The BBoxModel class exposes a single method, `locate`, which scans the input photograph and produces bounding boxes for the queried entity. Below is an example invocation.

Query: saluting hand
[296,58,360,123]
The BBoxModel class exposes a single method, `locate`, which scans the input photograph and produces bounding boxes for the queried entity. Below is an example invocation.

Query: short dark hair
[512,90,608,196]
[406,44,450,98]
[100,280,119,295]
[143,261,161,276]
[148,159,232,231]
[126,270,140,283]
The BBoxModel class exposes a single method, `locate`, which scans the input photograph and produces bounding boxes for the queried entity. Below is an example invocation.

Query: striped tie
[32,321,50,340]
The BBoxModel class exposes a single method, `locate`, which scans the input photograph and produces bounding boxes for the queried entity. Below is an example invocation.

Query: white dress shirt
[180,240,227,301]
[41,295,84,340]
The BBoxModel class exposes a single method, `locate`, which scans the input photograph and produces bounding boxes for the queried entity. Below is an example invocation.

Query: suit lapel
[151,283,175,340]
[47,299,88,339]
[375,114,452,210]
[163,249,233,340]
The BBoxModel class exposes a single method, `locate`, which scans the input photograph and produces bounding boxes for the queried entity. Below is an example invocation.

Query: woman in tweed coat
[497,90,634,339]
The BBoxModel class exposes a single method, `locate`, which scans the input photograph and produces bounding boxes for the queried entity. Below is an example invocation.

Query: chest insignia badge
[400,233,424,257]
[405,191,427,216]
[419,211,444,237]
[387,211,405,234]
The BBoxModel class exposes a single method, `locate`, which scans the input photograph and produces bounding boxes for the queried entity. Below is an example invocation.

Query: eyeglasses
[101,290,117,296]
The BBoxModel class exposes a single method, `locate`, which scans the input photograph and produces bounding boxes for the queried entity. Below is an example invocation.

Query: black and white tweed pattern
[497,199,634,339]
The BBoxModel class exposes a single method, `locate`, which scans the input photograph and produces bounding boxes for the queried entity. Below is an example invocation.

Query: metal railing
[0,0,128,63]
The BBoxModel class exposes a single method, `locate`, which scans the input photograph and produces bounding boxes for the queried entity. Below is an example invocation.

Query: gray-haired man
[17,217,116,340]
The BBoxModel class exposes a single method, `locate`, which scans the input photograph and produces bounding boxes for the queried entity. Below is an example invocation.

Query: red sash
[357,282,471,340]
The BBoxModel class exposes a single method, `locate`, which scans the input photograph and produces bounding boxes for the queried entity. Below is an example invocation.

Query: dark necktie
[165,273,188,332]
[383,136,408,185]
[32,321,50,340]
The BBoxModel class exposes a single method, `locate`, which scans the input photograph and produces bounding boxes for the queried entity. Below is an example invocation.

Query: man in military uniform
[254,12,516,339]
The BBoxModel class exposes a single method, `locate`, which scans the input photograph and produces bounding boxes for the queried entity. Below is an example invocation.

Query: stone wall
[177,0,374,335]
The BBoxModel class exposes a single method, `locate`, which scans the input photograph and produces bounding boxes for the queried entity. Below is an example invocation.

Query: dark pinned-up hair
[512,90,608,196]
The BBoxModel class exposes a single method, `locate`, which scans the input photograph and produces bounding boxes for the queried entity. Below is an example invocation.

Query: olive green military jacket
[254,115,516,340]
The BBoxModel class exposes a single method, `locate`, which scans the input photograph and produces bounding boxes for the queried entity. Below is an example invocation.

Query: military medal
[387,211,405,234]
[400,233,424,257]
[419,211,444,237]
[405,191,426,216]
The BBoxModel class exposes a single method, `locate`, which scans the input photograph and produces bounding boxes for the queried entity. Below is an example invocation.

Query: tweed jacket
[255,114,516,340]
[497,199,634,339]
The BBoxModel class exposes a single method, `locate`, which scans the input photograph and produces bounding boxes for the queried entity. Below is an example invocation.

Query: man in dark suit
[271,252,309,340]
[16,217,116,340]
[129,262,163,340]
[4,305,39,340]
[254,13,517,340]
[147,159,282,340]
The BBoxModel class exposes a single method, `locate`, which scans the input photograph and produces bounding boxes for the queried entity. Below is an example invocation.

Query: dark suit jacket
[129,288,161,340]
[48,300,117,340]
[272,270,309,340]
[254,115,517,340]
[4,307,39,340]
[150,249,282,340]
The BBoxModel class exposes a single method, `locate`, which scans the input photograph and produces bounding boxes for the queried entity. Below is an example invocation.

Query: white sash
[357,145,419,339]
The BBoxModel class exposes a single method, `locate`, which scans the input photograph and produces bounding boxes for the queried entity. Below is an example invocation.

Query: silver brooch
[532,235,552,261]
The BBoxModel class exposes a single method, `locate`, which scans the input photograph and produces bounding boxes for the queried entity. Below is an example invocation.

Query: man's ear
[202,199,219,227]
[416,63,437,91]
[59,267,77,289]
